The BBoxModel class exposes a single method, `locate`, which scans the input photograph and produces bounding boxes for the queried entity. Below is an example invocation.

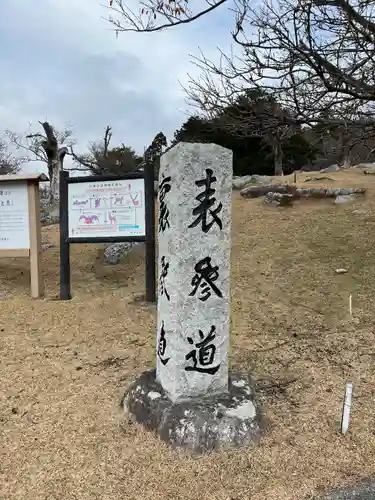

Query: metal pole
[144,161,156,302]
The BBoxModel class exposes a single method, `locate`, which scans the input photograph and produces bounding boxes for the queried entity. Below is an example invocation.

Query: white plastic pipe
[349,293,352,318]
[341,381,353,435]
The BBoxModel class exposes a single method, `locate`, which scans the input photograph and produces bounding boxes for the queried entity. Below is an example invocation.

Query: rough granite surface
[156,142,233,402]
[123,369,264,454]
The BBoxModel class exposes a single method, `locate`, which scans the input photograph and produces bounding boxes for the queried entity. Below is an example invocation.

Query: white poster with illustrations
[0,182,30,249]
[68,178,146,238]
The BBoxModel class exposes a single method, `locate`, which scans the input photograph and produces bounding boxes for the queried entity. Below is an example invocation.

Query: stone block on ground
[251,174,273,184]
[233,175,272,190]
[232,175,253,190]
[295,187,365,198]
[40,214,60,226]
[241,184,291,198]
[241,184,366,203]
[353,209,369,215]
[41,243,55,251]
[313,479,375,500]
[264,192,294,206]
[320,164,341,173]
[103,242,141,265]
[124,369,264,454]
[354,163,375,170]
[333,194,357,204]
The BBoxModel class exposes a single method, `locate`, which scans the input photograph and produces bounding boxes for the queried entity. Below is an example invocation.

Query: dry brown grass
[1,167,375,500]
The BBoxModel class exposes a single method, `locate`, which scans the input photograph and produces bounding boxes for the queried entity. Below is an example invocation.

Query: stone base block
[122,369,265,454]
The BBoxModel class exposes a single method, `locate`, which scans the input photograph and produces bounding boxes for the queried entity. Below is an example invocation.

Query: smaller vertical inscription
[157,321,170,366]
[159,256,170,301]
[158,175,171,233]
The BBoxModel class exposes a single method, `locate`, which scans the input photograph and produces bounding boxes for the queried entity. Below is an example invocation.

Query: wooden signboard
[0,173,48,298]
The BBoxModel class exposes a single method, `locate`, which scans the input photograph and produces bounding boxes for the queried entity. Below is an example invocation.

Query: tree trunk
[40,122,68,205]
[336,130,352,168]
[273,142,284,176]
[48,147,68,204]
[341,143,351,168]
[342,153,351,169]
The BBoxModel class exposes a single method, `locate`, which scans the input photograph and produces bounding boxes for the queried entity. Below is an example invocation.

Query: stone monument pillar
[156,142,232,402]
[124,143,263,453]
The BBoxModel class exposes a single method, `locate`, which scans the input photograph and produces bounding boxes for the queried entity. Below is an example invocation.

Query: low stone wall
[241,184,366,200]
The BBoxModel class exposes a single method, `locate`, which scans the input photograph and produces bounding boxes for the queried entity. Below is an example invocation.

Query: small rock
[354,162,375,169]
[335,268,348,274]
[103,242,140,265]
[251,175,273,185]
[41,243,55,251]
[232,175,253,190]
[264,192,294,206]
[41,215,60,226]
[320,164,340,173]
[353,209,368,215]
[241,184,290,198]
[232,175,272,190]
[333,194,357,204]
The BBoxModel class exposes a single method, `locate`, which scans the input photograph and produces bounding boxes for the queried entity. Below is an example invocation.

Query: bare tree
[108,0,375,163]
[185,0,375,128]
[5,122,74,204]
[70,125,143,175]
[0,138,27,175]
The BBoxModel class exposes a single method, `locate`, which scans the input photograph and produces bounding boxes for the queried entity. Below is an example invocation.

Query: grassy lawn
[0,168,374,500]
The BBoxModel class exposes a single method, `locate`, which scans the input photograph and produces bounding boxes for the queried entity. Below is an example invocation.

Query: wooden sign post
[0,173,48,298]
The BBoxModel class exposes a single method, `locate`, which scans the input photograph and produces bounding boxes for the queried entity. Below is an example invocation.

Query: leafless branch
[103,0,228,33]
[186,0,375,124]
[71,126,142,175]
[177,0,375,170]
[5,123,75,165]
[0,137,28,175]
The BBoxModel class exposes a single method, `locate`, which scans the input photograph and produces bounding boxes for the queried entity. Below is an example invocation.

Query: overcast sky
[0,0,235,174]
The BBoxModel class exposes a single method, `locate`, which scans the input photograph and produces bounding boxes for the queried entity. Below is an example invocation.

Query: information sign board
[0,181,30,249]
[68,178,146,238]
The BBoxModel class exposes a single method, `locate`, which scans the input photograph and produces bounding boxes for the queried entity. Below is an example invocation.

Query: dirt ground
[1,168,375,500]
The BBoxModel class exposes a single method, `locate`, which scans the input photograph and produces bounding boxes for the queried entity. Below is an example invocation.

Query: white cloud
[0,0,235,174]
